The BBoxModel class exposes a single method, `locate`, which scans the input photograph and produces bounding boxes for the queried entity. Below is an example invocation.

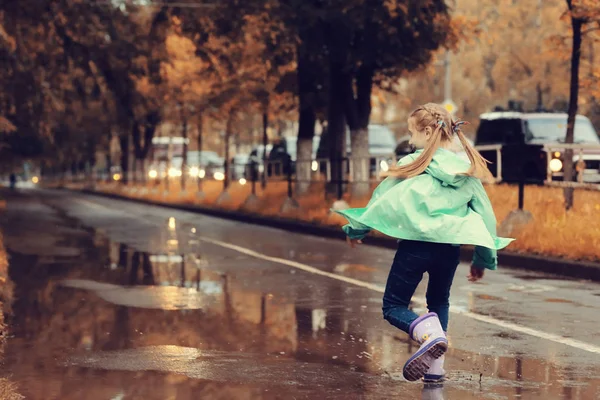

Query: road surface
[1,189,599,400]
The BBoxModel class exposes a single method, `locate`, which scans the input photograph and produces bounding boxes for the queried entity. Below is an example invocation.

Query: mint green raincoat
[336,148,514,270]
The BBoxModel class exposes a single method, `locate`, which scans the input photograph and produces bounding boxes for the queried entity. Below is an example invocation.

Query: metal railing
[42,144,600,206]
[541,143,600,186]
[474,144,503,183]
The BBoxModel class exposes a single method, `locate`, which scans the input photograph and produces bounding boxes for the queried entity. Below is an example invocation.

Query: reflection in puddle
[60,279,221,310]
[64,345,379,388]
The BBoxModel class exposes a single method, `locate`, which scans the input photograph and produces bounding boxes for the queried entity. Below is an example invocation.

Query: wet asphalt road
[1,189,600,400]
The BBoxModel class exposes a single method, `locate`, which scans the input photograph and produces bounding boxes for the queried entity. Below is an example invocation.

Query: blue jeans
[382,240,460,334]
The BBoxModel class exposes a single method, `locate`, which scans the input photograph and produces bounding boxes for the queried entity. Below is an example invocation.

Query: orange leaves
[0,116,16,133]
[568,0,600,21]
[446,14,480,48]
[0,17,15,52]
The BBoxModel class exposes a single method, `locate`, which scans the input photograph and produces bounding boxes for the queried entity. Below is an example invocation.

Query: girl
[336,103,513,382]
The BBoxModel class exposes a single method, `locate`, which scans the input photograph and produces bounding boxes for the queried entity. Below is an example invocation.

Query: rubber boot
[402,312,448,381]
[423,355,446,383]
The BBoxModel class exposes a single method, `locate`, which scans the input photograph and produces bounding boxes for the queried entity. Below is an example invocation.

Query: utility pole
[444,50,451,102]
[441,50,457,116]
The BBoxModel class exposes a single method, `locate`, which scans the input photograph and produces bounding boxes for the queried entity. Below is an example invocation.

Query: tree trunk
[536,82,544,111]
[326,62,346,198]
[224,109,235,190]
[296,137,314,194]
[181,112,188,191]
[563,14,583,210]
[349,127,370,199]
[346,66,374,199]
[119,134,129,185]
[196,113,204,191]
[262,105,269,190]
[131,121,141,183]
[296,42,317,194]
[135,111,160,184]
[131,151,137,183]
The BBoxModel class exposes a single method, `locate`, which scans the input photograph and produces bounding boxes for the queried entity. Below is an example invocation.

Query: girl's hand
[467,264,485,282]
[346,237,363,248]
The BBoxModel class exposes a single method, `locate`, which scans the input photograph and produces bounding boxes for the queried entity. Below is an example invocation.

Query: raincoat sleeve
[341,177,394,239]
[468,179,499,271]
[342,155,414,240]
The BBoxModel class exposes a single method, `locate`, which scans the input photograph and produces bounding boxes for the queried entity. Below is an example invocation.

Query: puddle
[60,279,221,310]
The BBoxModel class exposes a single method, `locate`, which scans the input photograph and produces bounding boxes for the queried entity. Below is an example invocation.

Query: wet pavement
[1,189,600,399]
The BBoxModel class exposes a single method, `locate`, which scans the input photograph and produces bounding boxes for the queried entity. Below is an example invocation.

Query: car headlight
[189,166,199,178]
[380,160,390,172]
[549,158,563,172]
[148,169,158,179]
[213,172,225,181]
[168,168,182,178]
[311,160,319,172]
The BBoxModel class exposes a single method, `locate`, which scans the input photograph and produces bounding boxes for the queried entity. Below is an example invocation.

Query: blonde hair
[384,103,493,182]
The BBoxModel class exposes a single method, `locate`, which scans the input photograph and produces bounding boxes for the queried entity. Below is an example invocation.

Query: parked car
[232,154,249,180]
[345,124,397,173]
[148,151,225,180]
[475,112,600,183]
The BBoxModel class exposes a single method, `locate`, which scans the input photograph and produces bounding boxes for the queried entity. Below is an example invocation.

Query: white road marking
[199,236,600,355]
[74,198,111,211]
[73,196,600,355]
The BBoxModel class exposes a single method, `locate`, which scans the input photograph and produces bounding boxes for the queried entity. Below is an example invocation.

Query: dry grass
[0,380,23,400]
[91,181,600,262]
[486,185,600,261]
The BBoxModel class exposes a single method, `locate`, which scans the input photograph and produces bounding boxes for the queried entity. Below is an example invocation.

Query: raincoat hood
[422,148,471,188]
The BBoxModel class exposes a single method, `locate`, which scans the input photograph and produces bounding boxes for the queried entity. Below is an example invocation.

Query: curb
[72,188,600,282]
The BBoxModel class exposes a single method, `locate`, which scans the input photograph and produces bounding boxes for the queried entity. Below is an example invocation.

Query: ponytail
[383,123,444,179]
[455,127,494,183]
[381,102,494,182]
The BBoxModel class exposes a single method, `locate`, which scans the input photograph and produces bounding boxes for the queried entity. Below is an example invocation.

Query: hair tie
[437,120,446,128]
[452,120,469,133]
